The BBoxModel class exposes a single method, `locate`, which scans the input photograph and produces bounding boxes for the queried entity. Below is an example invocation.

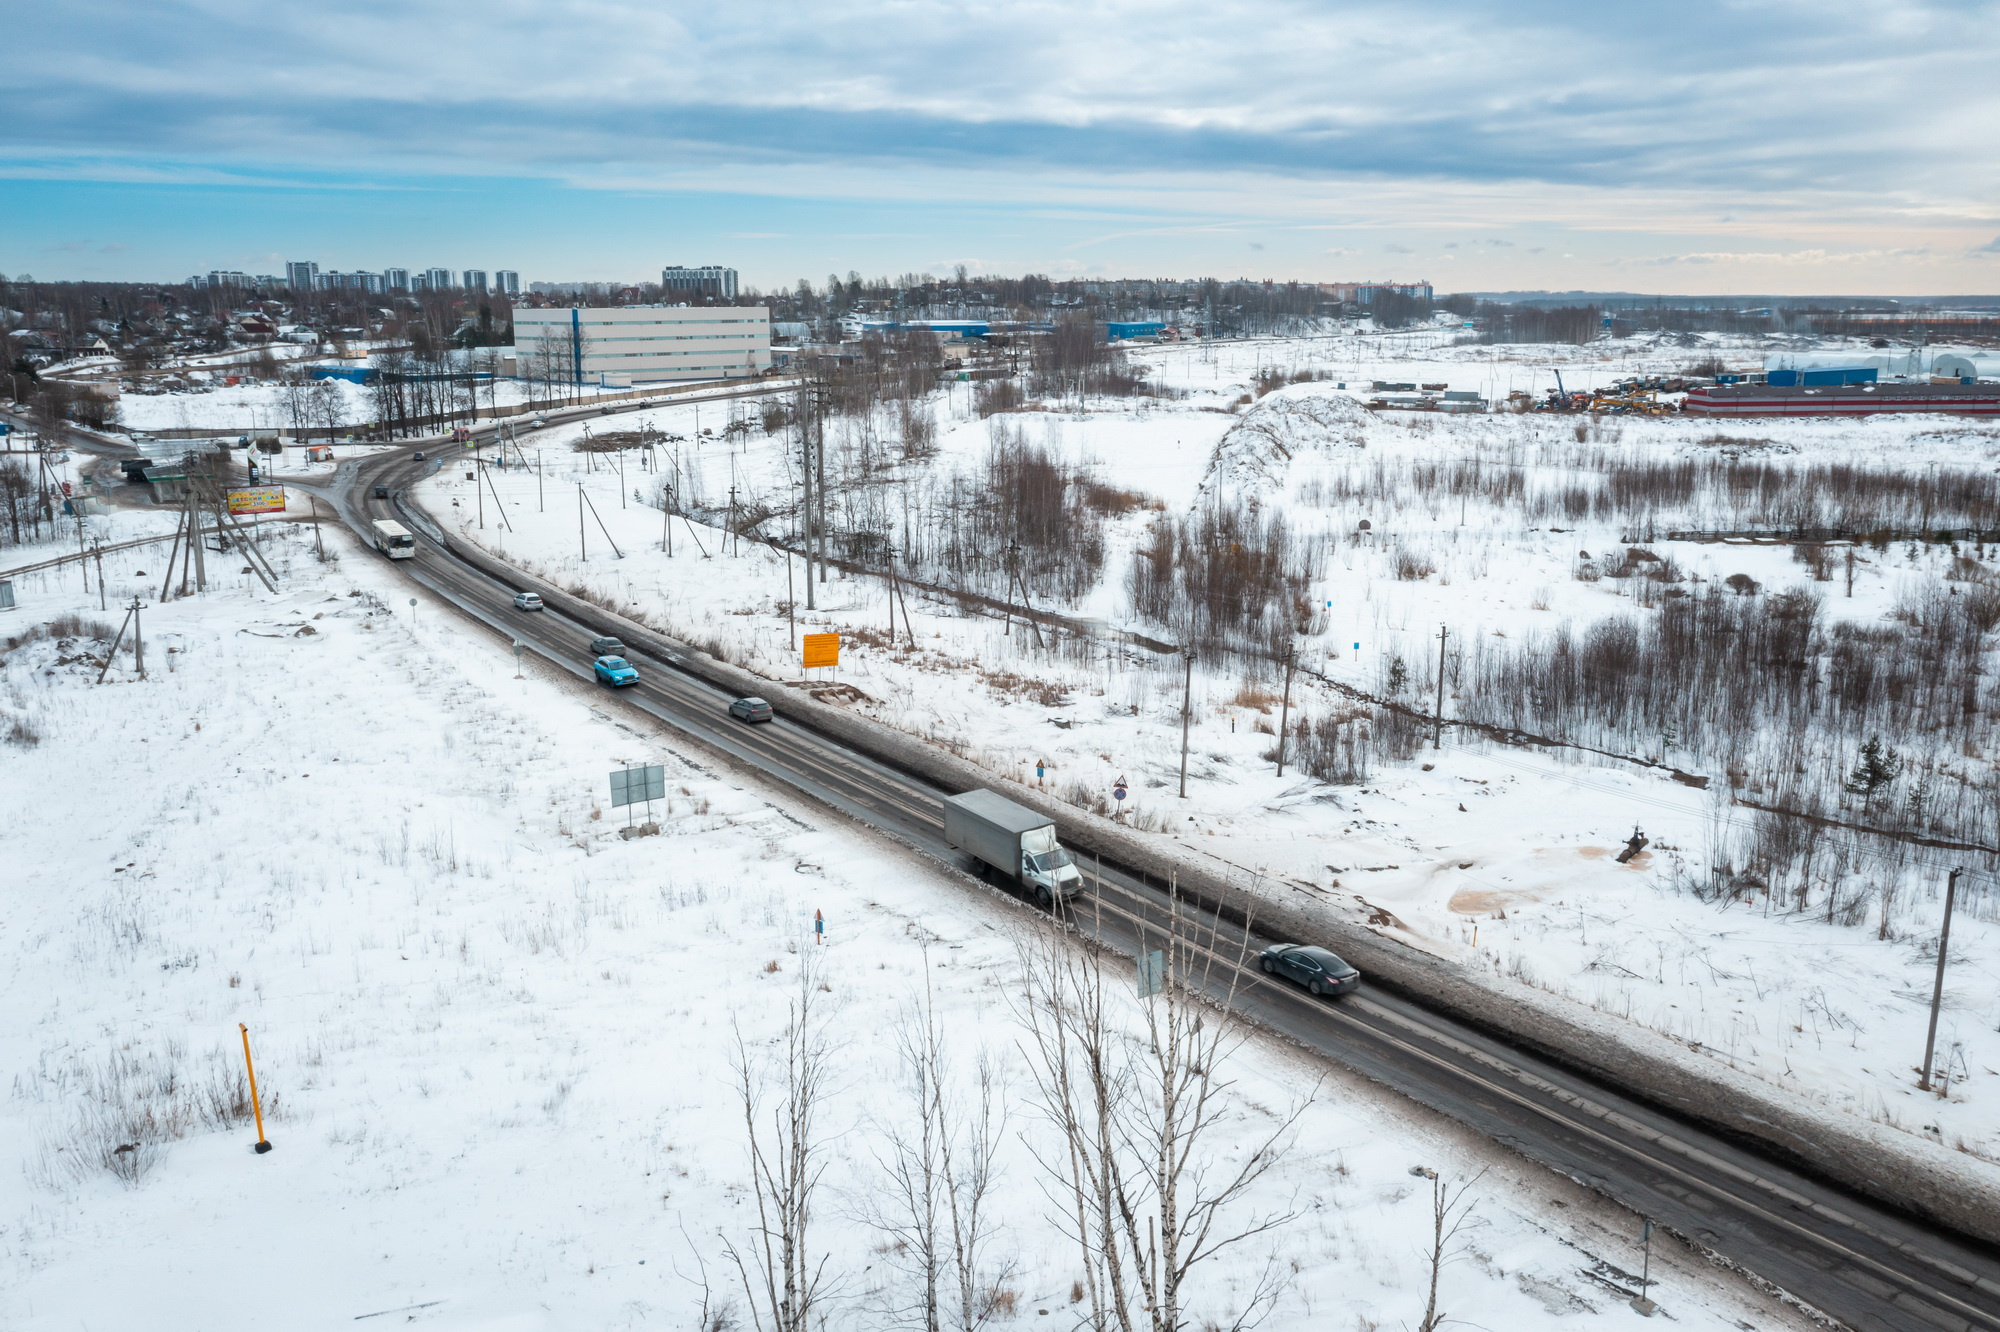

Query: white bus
[369,518,417,560]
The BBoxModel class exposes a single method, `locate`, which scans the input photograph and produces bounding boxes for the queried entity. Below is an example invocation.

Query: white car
[512,591,544,612]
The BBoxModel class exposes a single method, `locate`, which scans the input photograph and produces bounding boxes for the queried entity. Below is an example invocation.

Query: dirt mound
[1202,385,1370,494]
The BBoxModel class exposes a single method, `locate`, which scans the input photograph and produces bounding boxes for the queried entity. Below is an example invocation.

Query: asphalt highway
[297,400,2000,1332]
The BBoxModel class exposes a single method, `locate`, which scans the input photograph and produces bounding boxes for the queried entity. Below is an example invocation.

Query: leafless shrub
[30,1042,264,1190]
[1131,501,1322,660]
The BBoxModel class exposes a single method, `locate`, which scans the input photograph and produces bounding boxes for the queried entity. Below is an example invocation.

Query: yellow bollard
[239,1023,272,1154]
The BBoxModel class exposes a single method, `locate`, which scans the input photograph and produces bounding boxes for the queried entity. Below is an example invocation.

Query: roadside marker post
[1631,1218,1657,1316]
[814,908,825,945]
[239,1023,272,1154]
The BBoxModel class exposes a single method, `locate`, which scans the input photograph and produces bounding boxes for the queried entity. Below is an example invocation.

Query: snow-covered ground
[421,329,2000,1166]
[112,374,671,435]
[0,508,1806,1329]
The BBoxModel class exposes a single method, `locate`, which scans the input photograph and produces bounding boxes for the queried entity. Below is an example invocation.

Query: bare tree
[1016,891,1305,1332]
[1413,1168,1485,1332]
[866,957,1015,1331]
[724,953,837,1332]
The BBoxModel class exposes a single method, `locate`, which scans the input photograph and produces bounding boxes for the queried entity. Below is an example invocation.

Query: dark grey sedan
[1258,943,1361,997]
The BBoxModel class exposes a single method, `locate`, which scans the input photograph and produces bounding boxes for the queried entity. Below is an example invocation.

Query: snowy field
[422,329,2000,1167]
[0,511,1811,1330]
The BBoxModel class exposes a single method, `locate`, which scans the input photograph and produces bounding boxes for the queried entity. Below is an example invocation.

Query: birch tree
[1016,890,1305,1332]
[724,953,836,1332]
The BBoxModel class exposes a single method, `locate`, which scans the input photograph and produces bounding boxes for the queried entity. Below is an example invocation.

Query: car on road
[412,451,427,461]
[512,591,545,612]
[372,484,390,499]
[589,635,625,657]
[593,655,639,687]
[531,417,547,429]
[1258,943,1360,997]
[729,697,774,723]
[598,405,615,415]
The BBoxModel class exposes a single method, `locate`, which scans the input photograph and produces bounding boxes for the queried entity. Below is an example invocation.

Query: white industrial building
[510,305,771,386]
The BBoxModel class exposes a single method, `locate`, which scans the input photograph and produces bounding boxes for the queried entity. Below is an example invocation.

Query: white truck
[943,790,1084,904]
[369,518,417,560]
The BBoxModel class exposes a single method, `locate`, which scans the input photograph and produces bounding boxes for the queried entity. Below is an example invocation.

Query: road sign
[609,764,666,809]
[1137,949,1166,998]
[1113,774,1128,805]
[802,632,840,669]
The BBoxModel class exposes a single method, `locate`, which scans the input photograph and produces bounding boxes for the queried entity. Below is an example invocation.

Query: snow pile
[1201,386,1370,496]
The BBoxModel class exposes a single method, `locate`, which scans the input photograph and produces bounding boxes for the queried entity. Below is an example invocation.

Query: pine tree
[1386,655,1409,697]
[1843,736,1901,814]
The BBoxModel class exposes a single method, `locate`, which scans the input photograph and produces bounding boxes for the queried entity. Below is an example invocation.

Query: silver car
[512,591,544,612]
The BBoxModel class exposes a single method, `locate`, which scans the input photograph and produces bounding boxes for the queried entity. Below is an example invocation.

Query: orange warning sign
[802,632,840,669]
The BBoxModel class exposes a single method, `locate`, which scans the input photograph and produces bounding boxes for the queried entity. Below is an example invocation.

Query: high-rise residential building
[286,260,320,291]
[494,270,520,297]
[321,271,385,293]
[384,268,411,291]
[461,269,489,295]
[511,305,771,386]
[204,270,253,288]
[661,265,738,300]
[425,267,454,291]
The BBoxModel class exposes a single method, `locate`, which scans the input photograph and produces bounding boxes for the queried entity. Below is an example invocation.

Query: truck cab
[1019,825,1083,899]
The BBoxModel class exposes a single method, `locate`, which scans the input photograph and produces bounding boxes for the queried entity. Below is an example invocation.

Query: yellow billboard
[802,632,840,669]
[226,486,286,515]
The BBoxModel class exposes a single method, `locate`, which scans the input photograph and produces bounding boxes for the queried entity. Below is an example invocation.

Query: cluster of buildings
[184,265,521,295]
[283,263,520,297]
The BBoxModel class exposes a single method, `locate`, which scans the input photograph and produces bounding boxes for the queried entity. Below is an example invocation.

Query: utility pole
[786,549,795,649]
[94,543,106,612]
[1275,640,1297,777]
[310,495,325,560]
[617,448,626,508]
[729,484,739,556]
[1178,650,1194,799]
[800,382,817,610]
[1919,867,1964,1092]
[536,449,544,512]
[1432,624,1449,750]
[131,597,145,679]
[475,454,484,528]
[578,483,587,561]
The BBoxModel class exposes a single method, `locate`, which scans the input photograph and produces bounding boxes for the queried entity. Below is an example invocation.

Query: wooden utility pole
[1919,867,1964,1092]
[1178,650,1194,799]
[578,483,587,560]
[1275,641,1297,777]
[1432,624,1449,750]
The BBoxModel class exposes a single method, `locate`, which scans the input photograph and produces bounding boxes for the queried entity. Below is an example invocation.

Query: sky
[3,1,1999,296]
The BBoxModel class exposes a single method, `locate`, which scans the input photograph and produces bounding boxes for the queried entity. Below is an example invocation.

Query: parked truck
[369,518,417,560]
[943,790,1084,904]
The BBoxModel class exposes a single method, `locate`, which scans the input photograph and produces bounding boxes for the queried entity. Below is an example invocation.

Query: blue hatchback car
[593,655,639,687]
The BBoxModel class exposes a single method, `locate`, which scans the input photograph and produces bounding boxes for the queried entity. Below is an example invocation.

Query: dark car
[589,635,626,657]
[729,696,774,723]
[599,405,615,415]
[372,484,390,499]
[1258,944,1360,997]
[413,451,427,461]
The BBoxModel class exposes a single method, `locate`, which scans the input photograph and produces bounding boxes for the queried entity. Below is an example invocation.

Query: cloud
[1385,243,1414,253]
[1978,236,2000,254]
[98,242,129,252]
[1249,241,1264,250]
[3,1,1995,205]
